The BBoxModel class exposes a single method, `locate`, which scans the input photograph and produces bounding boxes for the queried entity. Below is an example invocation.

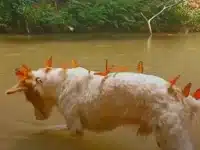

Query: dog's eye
[35,77,43,84]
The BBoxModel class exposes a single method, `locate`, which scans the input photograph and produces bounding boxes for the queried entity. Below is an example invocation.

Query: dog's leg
[154,114,194,150]
[64,112,84,137]
[137,122,152,136]
[67,117,84,137]
[43,116,84,136]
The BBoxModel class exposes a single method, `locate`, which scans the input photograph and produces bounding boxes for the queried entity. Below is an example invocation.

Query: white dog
[5,62,200,150]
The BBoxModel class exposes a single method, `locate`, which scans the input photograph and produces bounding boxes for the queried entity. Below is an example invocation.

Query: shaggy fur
[6,67,200,150]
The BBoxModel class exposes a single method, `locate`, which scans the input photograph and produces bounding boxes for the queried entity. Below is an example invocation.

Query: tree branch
[25,20,30,34]
[141,0,183,35]
[54,0,58,10]
[147,34,152,52]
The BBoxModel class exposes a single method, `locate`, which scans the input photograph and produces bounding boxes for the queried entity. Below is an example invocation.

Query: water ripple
[4,53,21,57]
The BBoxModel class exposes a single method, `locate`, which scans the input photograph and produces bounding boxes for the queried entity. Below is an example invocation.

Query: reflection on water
[6,128,156,150]
[1,33,200,150]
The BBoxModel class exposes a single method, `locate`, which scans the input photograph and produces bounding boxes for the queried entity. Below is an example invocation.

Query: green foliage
[1,0,200,33]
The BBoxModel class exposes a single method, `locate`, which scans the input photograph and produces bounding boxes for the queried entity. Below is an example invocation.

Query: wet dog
[5,63,200,150]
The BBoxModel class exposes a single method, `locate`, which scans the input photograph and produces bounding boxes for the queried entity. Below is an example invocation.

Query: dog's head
[5,57,92,121]
[5,63,66,120]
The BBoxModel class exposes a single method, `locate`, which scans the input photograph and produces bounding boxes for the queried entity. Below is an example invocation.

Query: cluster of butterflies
[14,56,200,101]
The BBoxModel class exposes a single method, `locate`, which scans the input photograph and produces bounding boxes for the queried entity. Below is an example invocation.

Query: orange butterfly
[94,59,128,76]
[71,59,79,68]
[94,59,110,76]
[15,64,31,80]
[182,82,192,97]
[21,64,31,72]
[169,75,180,87]
[193,88,200,100]
[137,61,143,73]
[45,56,52,68]
[15,68,25,80]
[45,56,52,73]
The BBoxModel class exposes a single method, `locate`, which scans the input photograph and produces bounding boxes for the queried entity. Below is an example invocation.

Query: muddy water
[1,33,200,150]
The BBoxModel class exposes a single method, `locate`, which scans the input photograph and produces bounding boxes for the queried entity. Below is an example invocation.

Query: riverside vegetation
[1,0,200,34]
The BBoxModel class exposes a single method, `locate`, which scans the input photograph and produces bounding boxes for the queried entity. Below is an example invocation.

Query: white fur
[31,67,200,150]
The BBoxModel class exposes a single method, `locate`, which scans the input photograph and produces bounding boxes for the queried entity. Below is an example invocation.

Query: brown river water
[1,33,200,150]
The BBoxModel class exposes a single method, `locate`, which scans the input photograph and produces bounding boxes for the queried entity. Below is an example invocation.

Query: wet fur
[11,67,200,150]
[55,72,196,150]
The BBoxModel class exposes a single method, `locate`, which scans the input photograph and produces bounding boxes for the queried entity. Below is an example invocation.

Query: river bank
[1,0,200,34]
